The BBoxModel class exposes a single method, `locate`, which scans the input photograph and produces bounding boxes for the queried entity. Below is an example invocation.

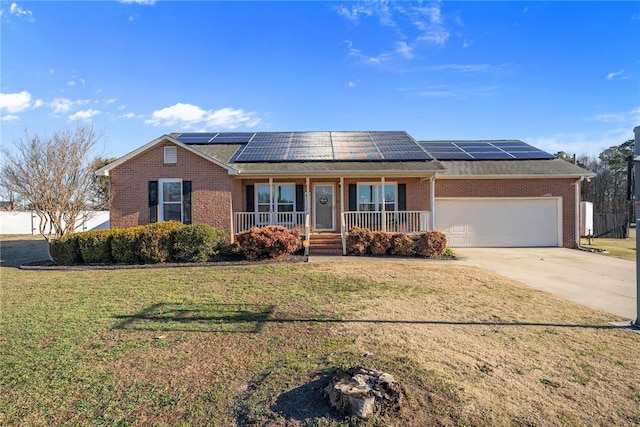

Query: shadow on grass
[114,302,624,333]
[235,368,340,425]
[113,303,276,333]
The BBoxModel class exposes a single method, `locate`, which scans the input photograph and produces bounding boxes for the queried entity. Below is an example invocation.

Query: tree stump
[323,367,403,419]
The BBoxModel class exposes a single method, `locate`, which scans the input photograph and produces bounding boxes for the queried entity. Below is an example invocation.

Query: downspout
[574,176,584,248]
[340,177,345,255]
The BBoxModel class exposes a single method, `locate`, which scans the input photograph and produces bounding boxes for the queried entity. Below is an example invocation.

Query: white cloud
[0,91,32,113]
[118,0,156,4]
[429,64,491,73]
[395,41,414,59]
[530,107,640,156]
[120,112,141,119]
[1,115,20,122]
[9,2,33,19]
[67,76,86,87]
[335,4,373,22]
[606,70,624,80]
[33,99,43,108]
[589,107,640,124]
[340,2,454,65]
[50,98,74,114]
[348,81,356,88]
[104,98,117,105]
[69,109,100,121]
[49,98,89,114]
[146,103,261,129]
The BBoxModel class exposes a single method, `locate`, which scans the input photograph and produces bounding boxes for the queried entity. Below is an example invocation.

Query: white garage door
[435,198,561,247]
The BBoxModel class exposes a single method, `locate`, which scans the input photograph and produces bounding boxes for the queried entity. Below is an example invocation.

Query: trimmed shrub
[49,234,81,265]
[415,231,448,258]
[370,231,392,255]
[111,226,144,264]
[346,226,373,255]
[389,233,415,256]
[139,221,183,263]
[77,229,114,263]
[173,224,230,263]
[234,226,301,260]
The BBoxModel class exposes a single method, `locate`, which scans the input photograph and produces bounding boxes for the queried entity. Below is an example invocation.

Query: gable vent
[164,146,177,164]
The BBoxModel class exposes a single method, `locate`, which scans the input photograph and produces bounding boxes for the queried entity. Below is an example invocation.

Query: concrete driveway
[455,248,636,320]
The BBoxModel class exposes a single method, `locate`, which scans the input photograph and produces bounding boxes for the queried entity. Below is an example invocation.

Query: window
[357,183,396,211]
[164,146,177,164]
[160,180,183,221]
[149,179,191,224]
[256,183,296,212]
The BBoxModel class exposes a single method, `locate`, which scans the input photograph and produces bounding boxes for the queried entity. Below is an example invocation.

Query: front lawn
[1,238,639,426]
[581,228,636,261]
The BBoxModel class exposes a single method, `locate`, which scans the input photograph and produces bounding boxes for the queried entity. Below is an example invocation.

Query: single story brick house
[96,131,593,254]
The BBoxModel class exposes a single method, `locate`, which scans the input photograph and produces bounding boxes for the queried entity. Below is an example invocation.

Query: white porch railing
[341,211,431,234]
[234,211,307,234]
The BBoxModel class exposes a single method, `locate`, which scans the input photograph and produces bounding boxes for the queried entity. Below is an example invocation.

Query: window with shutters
[357,183,397,211]
[255,183,296,212]
[164,146,177,164]
[159,179,183,221]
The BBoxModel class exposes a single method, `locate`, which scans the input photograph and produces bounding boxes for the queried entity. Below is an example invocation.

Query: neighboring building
[95,131,593,253]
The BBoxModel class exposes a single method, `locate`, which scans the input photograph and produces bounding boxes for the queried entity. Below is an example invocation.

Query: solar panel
[210,132,255,143]
[420,140,554,160]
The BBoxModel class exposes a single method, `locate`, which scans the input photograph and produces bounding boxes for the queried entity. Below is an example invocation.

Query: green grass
[1,264,434,426]
[2,238,640,426]
[581,228,635,261]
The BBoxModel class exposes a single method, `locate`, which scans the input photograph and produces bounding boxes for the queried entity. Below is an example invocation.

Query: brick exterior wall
[109,142,236,233]
[109,142,577,248]
[436,178,578,248]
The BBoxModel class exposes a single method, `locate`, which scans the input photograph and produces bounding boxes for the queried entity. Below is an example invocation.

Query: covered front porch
[232,176,435,254]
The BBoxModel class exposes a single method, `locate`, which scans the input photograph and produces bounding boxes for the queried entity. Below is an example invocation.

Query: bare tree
[0,126,101,242]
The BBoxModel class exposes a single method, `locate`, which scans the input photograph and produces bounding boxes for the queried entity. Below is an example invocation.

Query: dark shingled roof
[438,159,594,177]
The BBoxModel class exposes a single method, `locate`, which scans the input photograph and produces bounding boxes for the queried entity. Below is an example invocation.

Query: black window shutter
[348,184,357,211]
[149,181,158,223]
[398,183,407,211]
[182,181,192,224]
[295,184,304,212]
[246,185,255,212]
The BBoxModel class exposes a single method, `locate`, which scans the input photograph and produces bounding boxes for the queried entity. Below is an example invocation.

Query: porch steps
[309,233,343,256]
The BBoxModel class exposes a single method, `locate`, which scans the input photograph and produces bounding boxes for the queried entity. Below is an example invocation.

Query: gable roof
[94,134,238,176]
[96,131,594,179]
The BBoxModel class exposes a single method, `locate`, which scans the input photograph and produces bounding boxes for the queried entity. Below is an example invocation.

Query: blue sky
[1,1,638,160]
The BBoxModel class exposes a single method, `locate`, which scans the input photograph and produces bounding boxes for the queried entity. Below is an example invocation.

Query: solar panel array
[418,140,555,160]
[174,132,555,162]
[234,131,432,162]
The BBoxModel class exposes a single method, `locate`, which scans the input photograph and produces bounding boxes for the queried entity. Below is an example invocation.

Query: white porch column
[430,176,436,230]
[306,177,310,212]
[269,177,274,224]
[381,176,386,232]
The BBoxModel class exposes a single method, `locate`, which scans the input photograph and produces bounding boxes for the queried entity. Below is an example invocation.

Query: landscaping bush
[234,226,301,260]
[173,224,230,262]
[138,221,183,263]
[49,234,81,265]
[346,226,373,255]
[370,231,392,255]
[111,226,144,264]
[415,231,448,258]
[77,229,113,263]
[389,233,415,256]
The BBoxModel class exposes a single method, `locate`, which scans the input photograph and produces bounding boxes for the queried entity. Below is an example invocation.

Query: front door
[314,184,334,230]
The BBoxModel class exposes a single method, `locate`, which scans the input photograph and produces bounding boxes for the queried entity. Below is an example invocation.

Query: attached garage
[435,198,562,247]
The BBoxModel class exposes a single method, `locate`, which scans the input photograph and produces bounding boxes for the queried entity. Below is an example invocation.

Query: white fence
[0,211,110,235]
